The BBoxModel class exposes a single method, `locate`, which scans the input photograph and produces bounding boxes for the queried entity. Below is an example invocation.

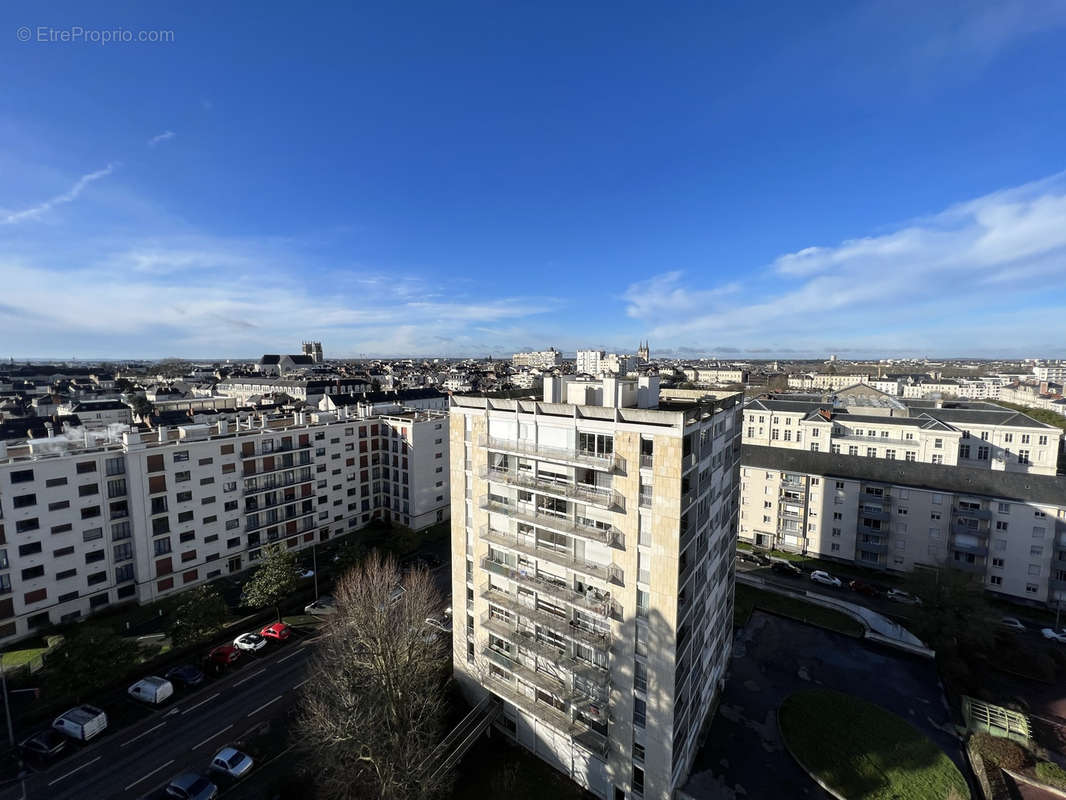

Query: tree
[332,535,368,576]
[168,585,231,646]
[241,544,298,620]
[128,394,154,419]
[905,565,996,654]
[45,626,140,701]
[293,554,451,800]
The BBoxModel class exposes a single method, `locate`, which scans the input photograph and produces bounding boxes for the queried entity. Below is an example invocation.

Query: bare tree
[294,553,452,800]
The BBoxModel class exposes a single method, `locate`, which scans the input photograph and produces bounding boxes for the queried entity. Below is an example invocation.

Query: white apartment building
[214,376,369,406]
[743,386,1061,476]
[512,349,564,370]
[787,373,871,391]
[0,408,450,644]
[1034,364,1066,383]
[739,445,1066,608]
[576,350,605,376]
[682,368,748,386]
[450,378,742,800]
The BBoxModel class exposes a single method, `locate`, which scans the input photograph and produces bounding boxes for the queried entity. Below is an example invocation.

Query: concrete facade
[451,381,742,800]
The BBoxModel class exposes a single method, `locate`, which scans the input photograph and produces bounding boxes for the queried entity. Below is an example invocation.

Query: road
[4,630,317,800]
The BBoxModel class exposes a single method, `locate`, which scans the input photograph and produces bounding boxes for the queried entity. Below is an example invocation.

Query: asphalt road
[4,630,317,800]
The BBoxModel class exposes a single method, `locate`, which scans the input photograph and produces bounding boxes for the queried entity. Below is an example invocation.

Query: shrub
[1036,761,1066,790]
[970,732,1031,771]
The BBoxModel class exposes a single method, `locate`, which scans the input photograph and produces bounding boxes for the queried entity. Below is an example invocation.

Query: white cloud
[147,130,176,147]
[1,163,116,225]
[625,171,1066,353]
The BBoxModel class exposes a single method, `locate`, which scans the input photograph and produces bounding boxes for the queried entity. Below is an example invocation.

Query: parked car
[165,772,218,800]
[1041,628,1066,643]
[260,622,292,641]
[19,729,67,762]
[886,589,922,606]
[304,596,336,616]
[770,561,802,577]
[128,676,174,706]
[52,705,108,742]
[233,632,267,652]
[165,664,206,688]
[210,746,254,779]
[207,645,240,665]
[999,617,1026,632]
[739,550,771,566]
[295,568,315,580]
[848,580,879,597]
[810,570,843,588]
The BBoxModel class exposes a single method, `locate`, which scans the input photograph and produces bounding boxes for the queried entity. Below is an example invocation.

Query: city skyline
[2,2,1066,358]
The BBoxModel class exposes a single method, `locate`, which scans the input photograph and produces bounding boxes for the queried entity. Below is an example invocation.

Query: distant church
[638,341,650,362]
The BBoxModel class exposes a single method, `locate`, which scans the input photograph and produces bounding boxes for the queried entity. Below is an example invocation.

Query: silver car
[210,746,254,778]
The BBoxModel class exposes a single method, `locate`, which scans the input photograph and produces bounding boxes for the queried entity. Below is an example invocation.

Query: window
[1031,545,1043,557]
[85,550,105,564]
[78,483,99,497]
[10,469,34,484]
[934,438,942,449]
[17,542,42,557]
[46,477,67,487]
[633,697,647,729]
[83,528,103,542]
[13,494,36,508]
[87,571,107,586]
[173,450,189,462]
[1028,564,1041,576]
[998,502,1010,513]
[112,521,131,540]
[153,538,172,556]
[116,565,134,583]
[76,461,97,474]
[959,445,970,459]
[114,542,133,562]
[996,520,1008,531]
[1018,450,1030,465]
[21,566,45,580]
[1034,527,1046,538]
[16,518,40,533]
[1025,583,1038,595]
[989,575,1003,586]
[830,543,840,552]
[905,451,916,461]
[636,589,649,619]
[977,446,989,460]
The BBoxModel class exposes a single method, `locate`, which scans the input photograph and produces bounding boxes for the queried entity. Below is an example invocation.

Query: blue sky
[2,1,1066,360]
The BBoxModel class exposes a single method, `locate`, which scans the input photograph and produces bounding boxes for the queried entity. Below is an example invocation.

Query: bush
[970,732,1031,771]
[1036,761,1066,790]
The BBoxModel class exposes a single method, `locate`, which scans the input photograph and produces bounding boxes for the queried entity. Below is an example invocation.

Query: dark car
[206,645,240,665]
[739,550,771,566]
[848,579,879,597]
[771,560,803,577]
[166,771,218,800]
[20,729,67,762]
[165,664,206,688]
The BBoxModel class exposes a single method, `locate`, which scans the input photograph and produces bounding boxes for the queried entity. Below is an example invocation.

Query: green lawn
[780,689,969,800]
[733,583,865,637]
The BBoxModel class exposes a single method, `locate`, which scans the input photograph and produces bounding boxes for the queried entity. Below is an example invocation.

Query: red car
[207,644,240,665]
[848,579,880,598]
[260,622,292,641]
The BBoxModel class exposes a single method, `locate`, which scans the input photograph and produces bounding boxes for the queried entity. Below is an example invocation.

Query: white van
[52,705,108,741]
[128,676,174,706]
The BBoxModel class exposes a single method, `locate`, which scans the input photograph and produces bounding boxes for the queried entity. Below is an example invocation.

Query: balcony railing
[242,453,313,477]
[245,508,315,533]
[483,646,566,696]
[243,472,314,495]
[484,671,573,734]
[480,435,625,474]
[479,497,621,547]
[640,454,654,469]
[859,508,890,522]
[482,584,609,650]
[953,505,993,520]
[480,557,613,616]
[479,527,613,583]
[950,539,989,557]
[951,521,989,538]
[638,491,652,509]
[857,537,889,554]
[951,556,986,573]
[481,466,622,512]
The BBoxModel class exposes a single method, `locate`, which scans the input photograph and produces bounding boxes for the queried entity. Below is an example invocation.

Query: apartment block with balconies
[739,444,1066,608]
[0,407,450,643]
[451,378,742,800]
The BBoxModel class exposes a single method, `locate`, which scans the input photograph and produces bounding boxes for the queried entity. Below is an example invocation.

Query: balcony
[481,560,613,618]
[951,521,989,538]
[484,671,573,734]
[482,585,610,650]
[640,454,654,469]
[483,646,566,697]
[481,466,622,512]
[858,524,888,537]
[242,453,313,477]
[953,505,993,521]
[681,452,697,472]
[246,440,314,457]
[479,527,613,583]
[245,508,315,533]
[951,556,986,574]
[479,497,621,547]
[859,507,890,522]
[480,435,625,474]
[857,537,889,554]
[950,539,989,557]
[243,472,314,496]
[638,490,653,509]
[1049,576,1066,592]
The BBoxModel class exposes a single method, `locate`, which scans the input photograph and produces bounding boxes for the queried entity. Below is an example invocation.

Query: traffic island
[779,688,969,800]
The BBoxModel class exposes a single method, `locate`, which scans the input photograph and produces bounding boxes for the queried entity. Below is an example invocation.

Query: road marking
[277,645,307,663]
[234,667,267,687]
[182,692,219,714]
[292,678,309,690]
[247,694,282,717]
[47,755,101,786]
[123,759,174,791]
[120,721,167,748]
[165,706,181,716]
[192,723,233,750]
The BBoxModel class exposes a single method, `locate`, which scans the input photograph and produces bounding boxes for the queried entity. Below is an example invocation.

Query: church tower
[638,340,650,362]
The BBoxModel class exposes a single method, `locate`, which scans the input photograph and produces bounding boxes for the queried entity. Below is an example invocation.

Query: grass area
[733,583,865,637]
[450,732,594,800]
[780,689,969,800]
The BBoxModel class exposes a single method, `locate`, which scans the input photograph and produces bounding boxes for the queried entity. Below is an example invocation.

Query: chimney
[218,419,229,435]
[45,422,54,438]
[158,425,168,443]
[0,441,7,460]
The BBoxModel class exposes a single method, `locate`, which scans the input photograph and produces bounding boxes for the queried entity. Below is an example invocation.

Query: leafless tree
[294,552,452,800]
